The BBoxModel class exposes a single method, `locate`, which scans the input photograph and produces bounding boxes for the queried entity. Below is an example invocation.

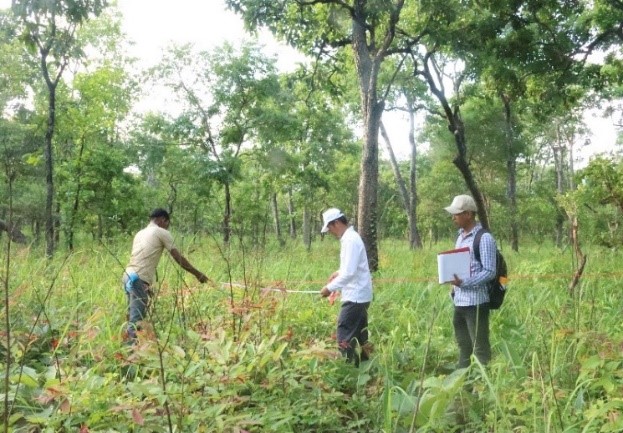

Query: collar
[339,225,354,240]
[459,223,482,238]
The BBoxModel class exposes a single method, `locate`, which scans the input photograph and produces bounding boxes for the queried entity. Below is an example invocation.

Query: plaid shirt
[452,223,497,306]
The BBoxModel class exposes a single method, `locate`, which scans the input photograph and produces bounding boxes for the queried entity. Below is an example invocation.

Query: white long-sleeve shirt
[326,226,373,303]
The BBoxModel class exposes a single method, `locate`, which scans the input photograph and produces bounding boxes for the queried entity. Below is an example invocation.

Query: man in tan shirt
[123,208,208,342]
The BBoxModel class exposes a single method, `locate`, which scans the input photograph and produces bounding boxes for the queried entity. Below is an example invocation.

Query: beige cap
[444,195,477,214]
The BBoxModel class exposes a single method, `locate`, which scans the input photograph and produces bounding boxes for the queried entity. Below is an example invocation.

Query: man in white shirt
[319,208,373,366]
[123,208,209,342]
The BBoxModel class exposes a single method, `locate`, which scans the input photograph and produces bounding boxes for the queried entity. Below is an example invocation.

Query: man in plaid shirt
[445,195,497,368]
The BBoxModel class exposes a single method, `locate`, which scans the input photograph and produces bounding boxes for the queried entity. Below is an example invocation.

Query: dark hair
[149,208,170,220]
[329,215,348,228]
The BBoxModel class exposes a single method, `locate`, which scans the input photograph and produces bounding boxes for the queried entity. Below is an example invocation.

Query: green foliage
[4,237,623,432]
[558,157,623,247]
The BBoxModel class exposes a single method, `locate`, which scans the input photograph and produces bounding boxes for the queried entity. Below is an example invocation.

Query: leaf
[16,372,39,388]
[391,388,417,414]
[171,345,186,359]
[59,398,71,414]
[357,373,371,387]
[132,408,145,426]
[8,412,25,426]
[271,342,288,361]
[25,407,53,424]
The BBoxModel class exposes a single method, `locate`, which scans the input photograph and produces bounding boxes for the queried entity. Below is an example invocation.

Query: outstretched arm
[170,248,208,283]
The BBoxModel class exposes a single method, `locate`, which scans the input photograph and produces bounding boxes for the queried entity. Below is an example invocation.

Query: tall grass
[1,235,623,432]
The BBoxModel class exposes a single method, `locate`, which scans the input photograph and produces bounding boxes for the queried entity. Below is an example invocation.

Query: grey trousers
[337,301,370,365]
[123,275,151,341]
[453,304,491,368]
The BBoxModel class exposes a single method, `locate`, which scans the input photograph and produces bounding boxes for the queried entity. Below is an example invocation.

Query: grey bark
[0,220,27,244]
[379,120,421,249]
[303,205,312,251]
[418,54,490,229]
[501,95,519,252]
[271,192,285,247]
[287,188,296,239]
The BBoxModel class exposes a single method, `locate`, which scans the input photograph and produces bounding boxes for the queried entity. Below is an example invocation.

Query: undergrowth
[2,237,623,432]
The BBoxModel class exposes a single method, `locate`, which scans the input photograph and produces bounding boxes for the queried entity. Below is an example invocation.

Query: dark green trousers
[453,304,491,368]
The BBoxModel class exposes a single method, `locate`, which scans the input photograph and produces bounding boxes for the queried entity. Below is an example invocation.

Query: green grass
[2,236,623,432]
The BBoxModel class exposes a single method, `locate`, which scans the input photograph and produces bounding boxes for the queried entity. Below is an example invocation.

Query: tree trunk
[33,219,40,244]
[66,137,85,251]
[501,95,519,252]
[406,101,423,249]
[97,213,103,241]
[251,183,261,246]
[419,55,490,230]
[568,137,576,191]
[287,188,296,239]
[357,99,381,271]
[352,20,382,270]
[270,191,285,247]
[302,205,312,251]
[44,81,56,258]
[223,182,232,244]
[379,121,421,249]
[452,151,489,229]
[553,133,566,248]
[0,220,27,244]
[54,201,60,245]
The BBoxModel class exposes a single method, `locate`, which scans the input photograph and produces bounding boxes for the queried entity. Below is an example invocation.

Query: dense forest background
[0,0,622,258]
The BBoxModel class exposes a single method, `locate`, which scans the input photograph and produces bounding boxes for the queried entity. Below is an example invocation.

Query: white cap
[444,195,477,214]
[321,208,344,233]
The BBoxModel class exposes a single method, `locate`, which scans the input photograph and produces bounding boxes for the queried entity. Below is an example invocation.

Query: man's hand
[328,290,339,305]
[320,286,331,297]
[196,273,209,284]
[450,274,462,287]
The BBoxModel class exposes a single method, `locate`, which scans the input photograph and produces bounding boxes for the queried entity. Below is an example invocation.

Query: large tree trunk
[357,100,381,271]
[352,18,382,271]
[501,95,519,252]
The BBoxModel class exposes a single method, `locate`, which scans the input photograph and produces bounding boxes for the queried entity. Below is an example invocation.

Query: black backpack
[473,229,508,310]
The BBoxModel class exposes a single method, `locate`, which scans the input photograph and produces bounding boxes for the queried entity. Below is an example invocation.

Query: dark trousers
[453,304,491,368]
[337,301,370,365]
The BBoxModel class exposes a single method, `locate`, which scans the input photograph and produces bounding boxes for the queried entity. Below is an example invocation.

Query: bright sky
[116,0,304,71]
[0,0,618,163]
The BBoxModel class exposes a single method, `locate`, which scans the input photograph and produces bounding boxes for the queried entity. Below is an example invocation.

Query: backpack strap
[472,228,489,265]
